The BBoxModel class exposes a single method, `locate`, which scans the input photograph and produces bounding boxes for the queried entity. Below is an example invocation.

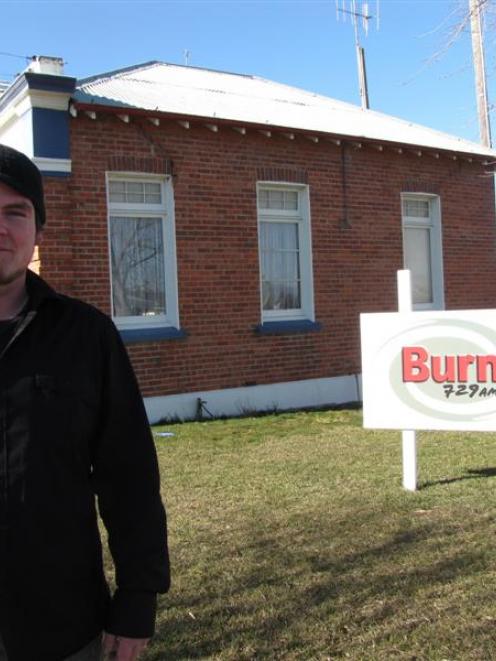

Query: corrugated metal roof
[75,61,496,158]
[0,81,10,99]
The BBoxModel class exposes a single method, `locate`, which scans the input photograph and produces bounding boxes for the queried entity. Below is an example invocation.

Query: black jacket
[0,271,170,661]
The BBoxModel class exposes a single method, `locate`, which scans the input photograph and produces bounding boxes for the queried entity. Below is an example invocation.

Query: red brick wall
[39,112,496,397]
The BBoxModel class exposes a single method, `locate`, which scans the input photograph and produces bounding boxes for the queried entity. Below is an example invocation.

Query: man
[0,145,170,661]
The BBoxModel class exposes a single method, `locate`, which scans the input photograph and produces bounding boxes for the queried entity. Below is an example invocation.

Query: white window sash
[401,193,444,311]
[106,173,179,330]
[257,182,314,322]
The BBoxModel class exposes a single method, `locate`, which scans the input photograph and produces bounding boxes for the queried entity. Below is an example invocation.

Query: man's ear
[35,229,43,246]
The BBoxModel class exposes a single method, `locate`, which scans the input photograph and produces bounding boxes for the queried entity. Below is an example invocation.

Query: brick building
[1,56,495,421]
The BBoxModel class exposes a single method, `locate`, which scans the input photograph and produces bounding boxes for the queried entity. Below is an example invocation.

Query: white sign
[361,309,496,431]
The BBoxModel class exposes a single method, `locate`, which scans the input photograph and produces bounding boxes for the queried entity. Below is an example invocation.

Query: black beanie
[0,144,46,228]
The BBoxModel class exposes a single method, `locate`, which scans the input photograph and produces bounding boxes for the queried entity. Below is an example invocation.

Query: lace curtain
[110,216,166,317]
[260,221,301,310]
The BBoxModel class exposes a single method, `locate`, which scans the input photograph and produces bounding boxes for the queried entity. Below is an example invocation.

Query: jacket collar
[25,269,60,310]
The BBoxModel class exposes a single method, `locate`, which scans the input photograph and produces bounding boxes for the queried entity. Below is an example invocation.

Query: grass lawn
[133,409,496,660]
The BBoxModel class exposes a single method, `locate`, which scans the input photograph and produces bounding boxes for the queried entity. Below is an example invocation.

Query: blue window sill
[119,327,187,344]
[254,320,322,335]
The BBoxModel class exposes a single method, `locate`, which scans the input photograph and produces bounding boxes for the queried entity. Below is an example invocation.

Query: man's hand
[102,632,150,661]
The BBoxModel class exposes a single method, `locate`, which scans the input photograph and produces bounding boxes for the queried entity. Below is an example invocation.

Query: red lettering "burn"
[402,346,496,384]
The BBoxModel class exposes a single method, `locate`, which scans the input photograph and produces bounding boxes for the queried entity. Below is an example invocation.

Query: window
[257,183,314,322]
[401,194,444,310]
[107,174,179,331]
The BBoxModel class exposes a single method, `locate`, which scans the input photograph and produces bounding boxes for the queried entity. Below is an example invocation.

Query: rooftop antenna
[183,49,191,66]
[336,0,379,109]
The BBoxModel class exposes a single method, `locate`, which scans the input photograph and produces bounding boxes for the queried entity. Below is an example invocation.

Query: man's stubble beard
[0,264,27,288]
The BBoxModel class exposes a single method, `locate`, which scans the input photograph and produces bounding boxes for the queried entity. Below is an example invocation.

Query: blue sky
[1,0,493,143]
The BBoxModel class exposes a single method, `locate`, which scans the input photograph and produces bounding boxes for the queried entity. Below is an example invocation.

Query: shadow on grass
[147,512,491,660]
[420,466,496,489]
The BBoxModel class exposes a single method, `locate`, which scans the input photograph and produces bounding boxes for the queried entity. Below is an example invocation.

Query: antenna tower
[335,0,380,109]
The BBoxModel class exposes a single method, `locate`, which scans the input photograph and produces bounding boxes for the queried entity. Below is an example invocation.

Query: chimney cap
[26,55,65,76]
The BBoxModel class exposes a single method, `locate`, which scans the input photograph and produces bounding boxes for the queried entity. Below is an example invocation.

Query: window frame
[256,182,315,323]
[106,172,179,331]
[401,192,444,311]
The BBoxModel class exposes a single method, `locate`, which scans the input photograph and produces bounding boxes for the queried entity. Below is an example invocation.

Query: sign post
[402,431,417,492]
[397,270,417,491]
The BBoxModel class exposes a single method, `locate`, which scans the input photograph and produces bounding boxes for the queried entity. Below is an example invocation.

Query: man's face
[0,181,41,286]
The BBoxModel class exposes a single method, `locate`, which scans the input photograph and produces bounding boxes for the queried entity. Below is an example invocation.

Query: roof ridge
[78,60,160,86]
[78,61,256,88]
[158,62,255,79]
